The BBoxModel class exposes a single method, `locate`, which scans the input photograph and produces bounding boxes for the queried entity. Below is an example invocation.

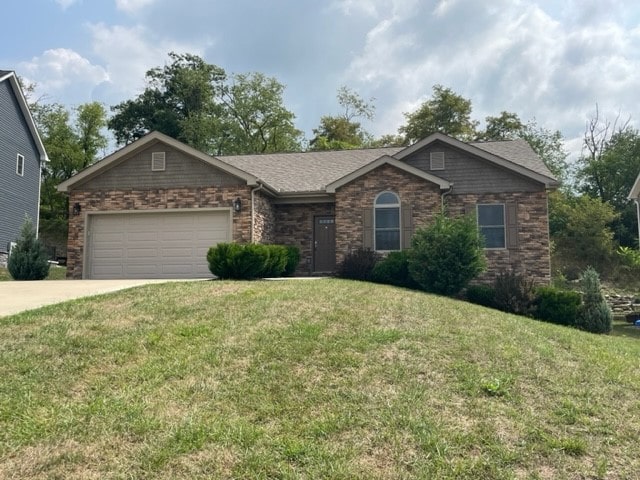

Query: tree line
[27,51,640,277]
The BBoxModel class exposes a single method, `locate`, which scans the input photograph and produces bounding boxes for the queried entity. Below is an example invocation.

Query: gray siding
[75,143,244,191]
[404,142,544,194]
[0,80,41,252]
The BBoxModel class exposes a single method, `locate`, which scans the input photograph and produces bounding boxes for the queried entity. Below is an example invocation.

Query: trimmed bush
[576,267,612,334]
[283,246,301,276]
[533,286,581,326]
[206,243,291,280]
[338,248,379,281]
[7,216,50,281]
[371,250,419,289]
[408,213,486,295]
[493,270,536,315]
[465,284,496,308]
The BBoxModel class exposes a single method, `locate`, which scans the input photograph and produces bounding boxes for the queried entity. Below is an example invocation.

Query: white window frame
[374,191,401,252]
[151,152,166,171]
[477,203,506,249]
[16,154,24,176]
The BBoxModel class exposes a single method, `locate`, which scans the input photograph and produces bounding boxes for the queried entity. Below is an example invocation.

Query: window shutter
[363,208,373,249]
[506,202,518,249]
[401,203,413,249]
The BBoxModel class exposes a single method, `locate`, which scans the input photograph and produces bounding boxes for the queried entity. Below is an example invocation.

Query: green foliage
[338,248,380,281]
[399,85,478,143]
[576,267,612,334]
[465,284,496,308]
[283,246,301,276]
[206,243,293,279]
[617,246,640,268]
[493,270,536,315]
[408,213,486,295]
[7,217,50,281]
[533,286,582,326]
[550,191,617,273]
[371,250,419,289]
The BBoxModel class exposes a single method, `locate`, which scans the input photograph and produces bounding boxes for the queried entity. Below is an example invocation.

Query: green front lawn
[0,265,66,281]
[1,279,639,478]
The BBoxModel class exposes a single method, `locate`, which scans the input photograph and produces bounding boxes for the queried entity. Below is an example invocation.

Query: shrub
[465,284,496,308]
[338,248,379,281]
[576,266,612,334]
[408,212,486,295]
[617,246,640,268]
[206,243,291,279]
[533,286,581,326]
[371,250,419,289]
[493,270,536,315]
[7,216,50,281]
[283,246,301,276]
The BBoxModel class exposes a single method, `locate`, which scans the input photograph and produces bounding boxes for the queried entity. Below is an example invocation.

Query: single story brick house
[58,131,558,281]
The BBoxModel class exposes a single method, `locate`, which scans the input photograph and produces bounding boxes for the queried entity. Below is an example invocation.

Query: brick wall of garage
[66,186,252,279]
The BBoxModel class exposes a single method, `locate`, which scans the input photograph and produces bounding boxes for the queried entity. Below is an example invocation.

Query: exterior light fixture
[233,197,242,213]
[72,203,82,216]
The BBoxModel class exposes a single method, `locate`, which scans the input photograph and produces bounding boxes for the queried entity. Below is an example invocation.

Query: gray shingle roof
[0,70,12,78]
[219,147,403,193]
[470,139,555,179]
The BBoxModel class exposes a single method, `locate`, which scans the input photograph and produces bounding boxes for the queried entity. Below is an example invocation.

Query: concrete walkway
[0,279,193,317]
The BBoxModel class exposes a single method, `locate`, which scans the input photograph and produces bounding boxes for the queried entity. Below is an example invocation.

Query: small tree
[576,267,612,334]
[408,212,486,295]
[7,216,50,280]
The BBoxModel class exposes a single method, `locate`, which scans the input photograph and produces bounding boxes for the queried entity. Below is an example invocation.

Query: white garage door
[87,210,230,279]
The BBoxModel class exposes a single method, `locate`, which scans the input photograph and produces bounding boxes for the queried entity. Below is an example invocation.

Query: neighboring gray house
[630,173,640,248]
[0,70,48,261]
[58,131,558,282]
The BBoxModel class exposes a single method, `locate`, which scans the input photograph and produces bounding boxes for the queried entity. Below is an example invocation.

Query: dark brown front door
[314,216,336,272]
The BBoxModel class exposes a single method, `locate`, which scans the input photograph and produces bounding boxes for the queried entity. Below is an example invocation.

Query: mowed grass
[0,266,67,281]
[1,279,639,479]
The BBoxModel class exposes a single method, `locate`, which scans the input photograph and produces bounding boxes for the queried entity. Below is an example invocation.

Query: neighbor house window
[151,152,166,171]
[477,204,505,249]
[16,154,24,176]
[375,191,400,251]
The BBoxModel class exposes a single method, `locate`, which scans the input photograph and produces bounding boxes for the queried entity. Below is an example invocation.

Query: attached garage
[85,209,231,279]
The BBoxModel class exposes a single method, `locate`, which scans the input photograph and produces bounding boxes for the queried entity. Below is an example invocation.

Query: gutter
[636,199,640,250]
[441,184,454,212]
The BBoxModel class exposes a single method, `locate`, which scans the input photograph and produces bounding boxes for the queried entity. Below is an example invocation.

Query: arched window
[374,192,400,251]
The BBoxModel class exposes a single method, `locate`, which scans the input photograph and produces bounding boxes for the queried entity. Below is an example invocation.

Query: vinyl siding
[404,142,544,194]
[75,143,244,191]
[0,80,41,252]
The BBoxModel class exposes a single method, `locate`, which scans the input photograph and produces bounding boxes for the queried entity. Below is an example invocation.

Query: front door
[314,216,336,273]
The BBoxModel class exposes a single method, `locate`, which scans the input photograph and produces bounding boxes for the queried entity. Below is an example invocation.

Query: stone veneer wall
[252,190,276,244]
[66,186,252,279]
[334,164,442,266]
[446,191,551,284]
[274,203,335,275]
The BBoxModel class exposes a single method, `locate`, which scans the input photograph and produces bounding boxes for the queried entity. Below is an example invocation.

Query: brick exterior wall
[252,190,276,244]
[334,164,442,265]
[446,191,551,284]
[66,186,252,279]
[274,203,335,275]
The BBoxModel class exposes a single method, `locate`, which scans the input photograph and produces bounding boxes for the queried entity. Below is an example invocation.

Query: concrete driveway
[0,279,194,317]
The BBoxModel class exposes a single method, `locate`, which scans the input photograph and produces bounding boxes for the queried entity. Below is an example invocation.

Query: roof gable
[629,173,640,200]
[326,155,450,193]
[0,70,48,163]
[394,133,558,188]
[58,131,258,192]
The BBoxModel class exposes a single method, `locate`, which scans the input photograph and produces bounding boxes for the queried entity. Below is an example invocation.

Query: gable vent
[430,152,445,170]
[151,152,166,171]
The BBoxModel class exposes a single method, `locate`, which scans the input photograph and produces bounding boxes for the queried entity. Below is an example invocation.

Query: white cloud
[115,0,156,14]
[55,0,80,10]
[18,48,108,103]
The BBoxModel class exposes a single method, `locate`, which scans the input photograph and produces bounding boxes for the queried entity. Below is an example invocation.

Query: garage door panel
[88,211,229,279]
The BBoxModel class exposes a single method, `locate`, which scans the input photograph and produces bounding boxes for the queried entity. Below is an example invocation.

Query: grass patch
[1,279,639,478]
[0,265,67,281]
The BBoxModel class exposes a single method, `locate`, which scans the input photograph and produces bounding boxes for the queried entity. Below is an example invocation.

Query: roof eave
[629,173,640,200]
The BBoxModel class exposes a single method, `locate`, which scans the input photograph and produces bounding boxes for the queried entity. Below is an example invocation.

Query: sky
[1,0,639,159]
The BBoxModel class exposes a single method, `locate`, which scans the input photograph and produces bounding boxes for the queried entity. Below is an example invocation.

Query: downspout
[250,182,264,244]
[441,184,454,212]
